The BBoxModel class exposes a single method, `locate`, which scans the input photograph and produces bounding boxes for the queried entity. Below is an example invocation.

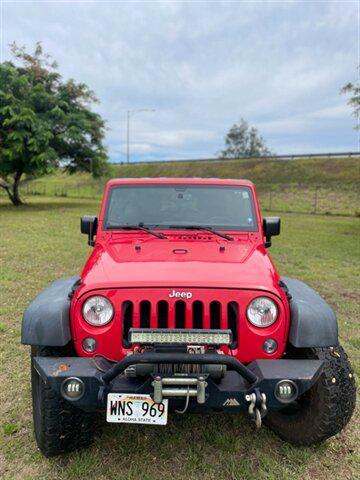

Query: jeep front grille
[121,297,238,349]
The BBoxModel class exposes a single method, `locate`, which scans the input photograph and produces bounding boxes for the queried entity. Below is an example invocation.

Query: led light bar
[129,328,232,346]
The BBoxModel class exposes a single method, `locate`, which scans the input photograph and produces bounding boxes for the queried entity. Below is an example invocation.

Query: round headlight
[247,296,278,328]
[82,295,114,326]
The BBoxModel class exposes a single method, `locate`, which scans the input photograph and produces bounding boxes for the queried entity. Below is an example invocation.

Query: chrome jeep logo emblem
[169,289,193,299]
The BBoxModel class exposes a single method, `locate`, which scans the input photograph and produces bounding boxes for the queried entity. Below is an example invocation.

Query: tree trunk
[12,170,23,206]
[0,170,24,206]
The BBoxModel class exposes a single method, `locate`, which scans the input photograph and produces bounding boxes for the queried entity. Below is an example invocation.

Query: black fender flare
[281,277,338,348]
[21,276,80,346]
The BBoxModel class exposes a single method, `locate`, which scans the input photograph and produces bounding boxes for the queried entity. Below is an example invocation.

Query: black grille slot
[227,301,238,348]
[122,301,133,348]
[140,300,151,328]
[157,301,168,328]
[175,300,186,328]
[121,295,239,349]
[192,301,203,329]
[210,301,221,329]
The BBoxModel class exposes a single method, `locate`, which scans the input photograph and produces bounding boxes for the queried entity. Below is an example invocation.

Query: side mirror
[81,216,98,246]
[263,217,280,248]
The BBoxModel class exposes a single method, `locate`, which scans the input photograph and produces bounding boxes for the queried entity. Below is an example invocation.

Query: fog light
[275,380,298,403]
[263,338,278,354]
[82,337,98,353]
[61,377,85,401]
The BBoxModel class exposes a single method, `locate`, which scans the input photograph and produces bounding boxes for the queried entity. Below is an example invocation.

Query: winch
[123,345,227,379]
[152,375,207,404]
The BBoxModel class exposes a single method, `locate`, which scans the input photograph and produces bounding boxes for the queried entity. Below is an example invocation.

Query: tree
[341,72,360,130]
[218,118,272,159]
[0,42,108,205]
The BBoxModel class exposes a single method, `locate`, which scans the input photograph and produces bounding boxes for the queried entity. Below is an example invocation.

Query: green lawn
[4,156,358,216]
[0,196,359,480]
[11,156,360,192]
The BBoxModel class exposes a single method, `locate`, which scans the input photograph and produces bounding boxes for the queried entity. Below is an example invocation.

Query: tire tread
[264,345,356,446]
[31,345,94,457]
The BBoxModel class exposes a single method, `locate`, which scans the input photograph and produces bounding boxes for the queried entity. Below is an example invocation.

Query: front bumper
[33,352,324,414]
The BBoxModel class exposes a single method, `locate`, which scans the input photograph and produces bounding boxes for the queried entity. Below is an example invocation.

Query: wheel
[31,345,94,457]
[264,345,356,446]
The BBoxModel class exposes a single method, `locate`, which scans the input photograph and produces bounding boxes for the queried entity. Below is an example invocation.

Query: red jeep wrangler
[22,178,356,456]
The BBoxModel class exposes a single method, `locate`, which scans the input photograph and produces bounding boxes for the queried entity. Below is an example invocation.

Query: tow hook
[245,388,267,428]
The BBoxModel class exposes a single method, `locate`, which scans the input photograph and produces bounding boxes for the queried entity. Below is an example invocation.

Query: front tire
[31,346,94,457]
[264,345,356,446]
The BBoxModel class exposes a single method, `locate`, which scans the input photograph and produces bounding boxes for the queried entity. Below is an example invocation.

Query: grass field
[18,156,360,189]
[0,196,359,480]
[4,156,359,217]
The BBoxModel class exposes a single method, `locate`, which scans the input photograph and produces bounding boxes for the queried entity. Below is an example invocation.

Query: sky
[1,0,359,163]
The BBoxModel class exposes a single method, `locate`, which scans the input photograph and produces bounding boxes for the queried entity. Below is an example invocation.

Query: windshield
[104,184,258,231]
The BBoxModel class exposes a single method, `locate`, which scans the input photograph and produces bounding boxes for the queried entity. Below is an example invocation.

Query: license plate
[106,393,168,425]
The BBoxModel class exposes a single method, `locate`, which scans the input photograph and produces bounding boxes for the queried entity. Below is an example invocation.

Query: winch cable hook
[175,386,191,415]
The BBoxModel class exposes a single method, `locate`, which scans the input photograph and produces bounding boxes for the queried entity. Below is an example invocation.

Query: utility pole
[126,109,155,163]
[126,110,130,164]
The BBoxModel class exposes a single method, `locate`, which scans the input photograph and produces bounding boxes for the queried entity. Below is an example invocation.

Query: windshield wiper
[168,225,234,241]
[107,223,167,239]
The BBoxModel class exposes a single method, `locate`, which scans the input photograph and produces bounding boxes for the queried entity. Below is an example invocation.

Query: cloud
[307,104,350,120]
[257,103,351,135]
[2,0,359,160]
